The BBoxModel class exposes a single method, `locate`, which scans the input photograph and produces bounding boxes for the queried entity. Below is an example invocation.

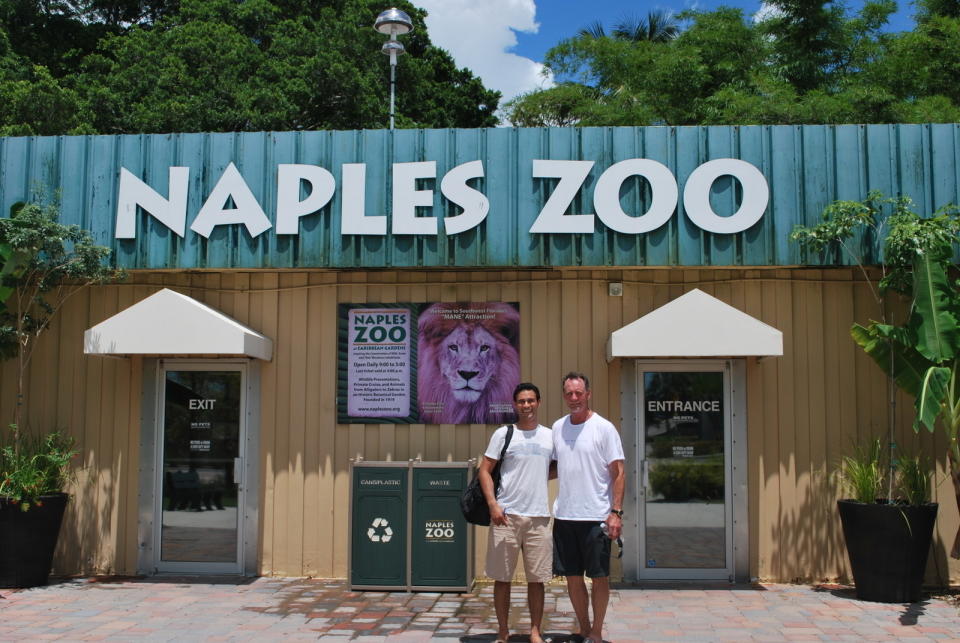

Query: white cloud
[414,0,554,108]
[753,2,783,22]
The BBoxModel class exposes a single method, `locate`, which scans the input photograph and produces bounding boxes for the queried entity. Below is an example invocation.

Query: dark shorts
[552,519,611,578]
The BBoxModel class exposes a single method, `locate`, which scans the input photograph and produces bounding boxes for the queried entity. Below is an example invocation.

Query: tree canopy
[0,0,500,135]
[4,0,959,133]
[506,0,960,126]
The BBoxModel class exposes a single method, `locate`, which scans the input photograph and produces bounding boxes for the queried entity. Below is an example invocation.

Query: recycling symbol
[367,517,393,543]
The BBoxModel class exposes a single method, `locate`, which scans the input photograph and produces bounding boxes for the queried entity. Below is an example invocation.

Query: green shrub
[839,438,886,503]
[837,439,934,506]
[0,426,78,511]
[649,457,724,501]
[897,453,932,506]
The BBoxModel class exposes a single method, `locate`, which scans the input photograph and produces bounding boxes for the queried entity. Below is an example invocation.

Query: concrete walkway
[0,577,958,642]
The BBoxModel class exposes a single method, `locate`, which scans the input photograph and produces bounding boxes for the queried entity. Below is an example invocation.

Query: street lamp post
[374,8,414,130]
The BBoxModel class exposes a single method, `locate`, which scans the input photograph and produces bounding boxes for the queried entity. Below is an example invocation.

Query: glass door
[155,365,245,573]
[638,363,732,580]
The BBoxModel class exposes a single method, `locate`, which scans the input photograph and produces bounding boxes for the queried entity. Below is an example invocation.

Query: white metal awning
[84,288,273,360]
[606,288,783,361]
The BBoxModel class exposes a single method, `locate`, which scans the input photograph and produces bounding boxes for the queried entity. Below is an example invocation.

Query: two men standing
[479,373,625,643]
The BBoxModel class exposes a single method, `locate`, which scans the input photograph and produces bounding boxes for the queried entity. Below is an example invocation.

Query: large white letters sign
[115,158,768,239]
[683,159,769,234]
[593,159,678,234]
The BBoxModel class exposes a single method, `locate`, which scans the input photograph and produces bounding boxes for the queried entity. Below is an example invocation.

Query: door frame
[137,358,261,576]
[620,359,749,582]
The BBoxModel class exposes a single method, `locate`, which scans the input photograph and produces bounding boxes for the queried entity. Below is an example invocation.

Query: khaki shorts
[485,515,553,583]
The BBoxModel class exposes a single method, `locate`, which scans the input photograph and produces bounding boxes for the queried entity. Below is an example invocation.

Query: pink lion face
[418,303,520,425]
[439,324,498,403]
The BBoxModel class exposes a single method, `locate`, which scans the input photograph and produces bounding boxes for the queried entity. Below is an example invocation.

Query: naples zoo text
[115,158,770,240]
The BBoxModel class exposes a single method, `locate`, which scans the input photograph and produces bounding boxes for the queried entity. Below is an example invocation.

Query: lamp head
[381,40,406,56]
[374,8,413,36]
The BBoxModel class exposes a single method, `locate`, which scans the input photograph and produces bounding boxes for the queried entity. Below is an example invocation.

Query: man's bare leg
[493,580,512,641]
[527,581,546,643]
[565,575,592,638]
[587,576,610,641]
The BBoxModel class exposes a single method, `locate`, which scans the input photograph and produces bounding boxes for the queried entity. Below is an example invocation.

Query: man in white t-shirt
[478,382,553,643]
[552,372,625,643]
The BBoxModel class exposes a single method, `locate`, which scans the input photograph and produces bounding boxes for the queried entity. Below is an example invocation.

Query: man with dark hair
[479,382,553,643]
[551,372,625,643]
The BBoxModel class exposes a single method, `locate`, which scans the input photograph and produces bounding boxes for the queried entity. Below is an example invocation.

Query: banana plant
[794,192,960,556]
[852,247,960,556]
[792,193,956,502]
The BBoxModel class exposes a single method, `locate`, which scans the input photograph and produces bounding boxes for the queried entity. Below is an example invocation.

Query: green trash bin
[410,462,473,591]
[350,461,408,590]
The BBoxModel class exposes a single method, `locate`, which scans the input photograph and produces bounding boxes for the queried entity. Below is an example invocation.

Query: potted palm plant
[0,429,78,587]
[0,200,122,588]
[836,440,937,602]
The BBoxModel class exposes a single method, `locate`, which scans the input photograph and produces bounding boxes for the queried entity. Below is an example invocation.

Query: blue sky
[413,0,920,106]
[511,0,917,64]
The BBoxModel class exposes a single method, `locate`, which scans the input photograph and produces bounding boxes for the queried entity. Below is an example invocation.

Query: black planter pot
[837,499,938,603]
[0,493,69,588]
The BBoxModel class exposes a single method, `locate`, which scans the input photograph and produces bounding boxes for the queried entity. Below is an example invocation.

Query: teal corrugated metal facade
[1,124,958,270]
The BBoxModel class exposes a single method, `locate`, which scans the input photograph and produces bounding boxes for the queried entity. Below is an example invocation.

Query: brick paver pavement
[0,577,957,642]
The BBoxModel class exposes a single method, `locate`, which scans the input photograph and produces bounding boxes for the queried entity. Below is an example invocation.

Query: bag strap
[499,424,514,461]
[491,424,514,494]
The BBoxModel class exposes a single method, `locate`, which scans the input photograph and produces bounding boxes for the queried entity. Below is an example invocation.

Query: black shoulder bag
[460,425,514,526]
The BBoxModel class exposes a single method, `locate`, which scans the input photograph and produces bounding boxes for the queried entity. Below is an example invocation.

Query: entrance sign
[338,302,520,425]
[116,158,768,240]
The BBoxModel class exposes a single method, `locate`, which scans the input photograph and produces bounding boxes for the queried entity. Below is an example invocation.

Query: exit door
[154,364,247,574]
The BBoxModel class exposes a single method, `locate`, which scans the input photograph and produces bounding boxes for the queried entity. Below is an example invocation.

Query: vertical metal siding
[6,268,957,584]
[1,125,959,269]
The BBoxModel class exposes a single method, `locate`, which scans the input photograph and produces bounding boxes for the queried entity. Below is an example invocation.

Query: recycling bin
[409,462,472,591]
[349,461,408,590]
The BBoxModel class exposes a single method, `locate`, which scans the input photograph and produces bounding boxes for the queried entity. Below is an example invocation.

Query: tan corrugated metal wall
[7,267,957,584]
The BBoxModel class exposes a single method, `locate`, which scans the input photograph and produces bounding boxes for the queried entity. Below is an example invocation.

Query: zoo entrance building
[1,123,958,586]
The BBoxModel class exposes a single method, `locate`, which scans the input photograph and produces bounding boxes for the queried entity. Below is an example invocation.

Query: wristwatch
[610,509,624,518]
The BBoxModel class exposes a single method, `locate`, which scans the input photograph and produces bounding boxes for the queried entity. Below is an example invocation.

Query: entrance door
[637,363,733,580]
[155,364,246,573]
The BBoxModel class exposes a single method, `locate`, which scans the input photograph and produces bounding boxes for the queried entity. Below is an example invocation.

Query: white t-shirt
[484,424,553,517]
[552,412,625,521]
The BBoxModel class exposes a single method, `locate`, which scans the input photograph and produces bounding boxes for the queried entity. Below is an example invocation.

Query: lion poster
[337,302,520,425]
[416,302,520,425]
